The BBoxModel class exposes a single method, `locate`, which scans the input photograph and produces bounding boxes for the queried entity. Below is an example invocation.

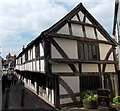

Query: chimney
[22,45,25,51]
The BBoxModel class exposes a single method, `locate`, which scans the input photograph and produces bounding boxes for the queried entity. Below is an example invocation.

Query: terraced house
[16,3,118,109]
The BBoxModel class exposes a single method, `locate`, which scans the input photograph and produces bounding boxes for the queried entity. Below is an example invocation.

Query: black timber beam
[48,33,116,46]
[49,59,118,64]
[67,20,97,28]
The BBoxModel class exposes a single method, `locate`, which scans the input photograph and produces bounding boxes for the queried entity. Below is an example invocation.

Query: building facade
[113,0,120,69]
[16,3,118,109]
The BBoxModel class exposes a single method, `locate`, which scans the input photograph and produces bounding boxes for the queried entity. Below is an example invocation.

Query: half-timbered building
[113,0,120,94]
[16,3,118,109]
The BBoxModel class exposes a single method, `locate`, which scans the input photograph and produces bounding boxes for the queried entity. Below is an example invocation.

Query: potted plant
[113,96,120,110]
[82,90,98,109]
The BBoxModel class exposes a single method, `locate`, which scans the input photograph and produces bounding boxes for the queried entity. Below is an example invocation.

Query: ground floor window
[80,75,100,91]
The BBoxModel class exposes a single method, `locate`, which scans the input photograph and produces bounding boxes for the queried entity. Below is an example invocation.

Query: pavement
[2,81,56,111]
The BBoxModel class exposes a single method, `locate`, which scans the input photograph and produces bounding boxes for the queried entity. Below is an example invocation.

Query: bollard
[4,88,10,108]
[21,89,25,107]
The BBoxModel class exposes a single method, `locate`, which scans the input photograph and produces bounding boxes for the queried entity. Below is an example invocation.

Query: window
[35,44,40,58]
[25,51,28,61]
[80,75,100,91]
[78,42,98,60]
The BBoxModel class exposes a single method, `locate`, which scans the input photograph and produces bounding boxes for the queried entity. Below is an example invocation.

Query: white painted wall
[85,26,96,39]
[51,44,63,58]
[105,64,115,72]
[52,64,72,72]
[61,76,79,93]
[33,61,35,71]
[82,64,98,72]
[57,23,69,35]
[99,44,112,60]
[36,60,40,71]
[22,54,25,63]
[97,29,107,41]
[30,49,33,60]
[71,15,79,21]
[53,38,78,59]
[60,98,72,104]
[33,46,35,59]
[28,50,30,60]
[40,43,44,57]
[40,60,44,72]
[71,24,84,37]
[108,52,114,60]
[85,18,92,24]
[78,11,84,21]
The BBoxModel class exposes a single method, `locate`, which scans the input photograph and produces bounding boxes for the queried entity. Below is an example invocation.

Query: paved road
[2,81,56,110]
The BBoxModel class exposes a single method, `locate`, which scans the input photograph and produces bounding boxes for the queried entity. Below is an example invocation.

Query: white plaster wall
[52,64,72,72]
[105,64,115,72]
[36,60,39,71]
[99,44,112,60]
[78,11,84,21]
[97,29,107,41]
[22,54,25,63]
[40,60,44,72]
[61,76,79,93]
[60,84,68,94]
[33,61,35,71]
[71,24,84,37]
[108,52,114,60]
[57,23,69,35]
[54,38,78,59]
[85,26,96,39]
[85,17,92,24]
[51,44,63,58]
[30,49,33,60]
[28,50,30,60]
[82,64,98,72]
[40,43,44,57]
[33,46,35,59]
[71,15,79,21]
[60,98,72,104]
[30,62,32,71]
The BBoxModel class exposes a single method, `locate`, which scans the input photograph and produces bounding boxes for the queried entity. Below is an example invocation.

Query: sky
[0,0,116,59]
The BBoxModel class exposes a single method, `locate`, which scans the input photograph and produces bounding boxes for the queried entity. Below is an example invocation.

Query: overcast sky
[0,0,116,59]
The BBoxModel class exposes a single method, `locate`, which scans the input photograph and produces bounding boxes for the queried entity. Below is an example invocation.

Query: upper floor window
[78,42,98,60]
[35,44,40,58]
[25,51,28,61]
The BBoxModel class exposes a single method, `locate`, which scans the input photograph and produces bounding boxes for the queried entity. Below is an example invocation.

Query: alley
[2,81,56,110]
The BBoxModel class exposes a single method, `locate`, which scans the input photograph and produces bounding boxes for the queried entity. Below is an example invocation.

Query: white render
[71,24,84,37]
[99,44,112,60]
[85,26,96,39]
[61,76,79,93]
[57,24,69,35]
[53,38,78,59]
[82,64,99,72]
[51,44,63,58]
[71,15,79,21]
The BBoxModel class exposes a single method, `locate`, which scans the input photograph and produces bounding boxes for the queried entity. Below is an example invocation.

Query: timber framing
[16,2,119,109]
[48,33,116,46]
[49,59,117,64]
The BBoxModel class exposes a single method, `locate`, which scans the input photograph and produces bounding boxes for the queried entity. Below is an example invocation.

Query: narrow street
[2,81,56,110]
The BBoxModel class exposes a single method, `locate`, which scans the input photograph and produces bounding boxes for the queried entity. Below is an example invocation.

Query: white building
[16,3,118,109]
[113,0,120,70]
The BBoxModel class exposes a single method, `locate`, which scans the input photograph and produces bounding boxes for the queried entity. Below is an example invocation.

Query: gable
[41,3,117,45]
[56,10,109,42]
